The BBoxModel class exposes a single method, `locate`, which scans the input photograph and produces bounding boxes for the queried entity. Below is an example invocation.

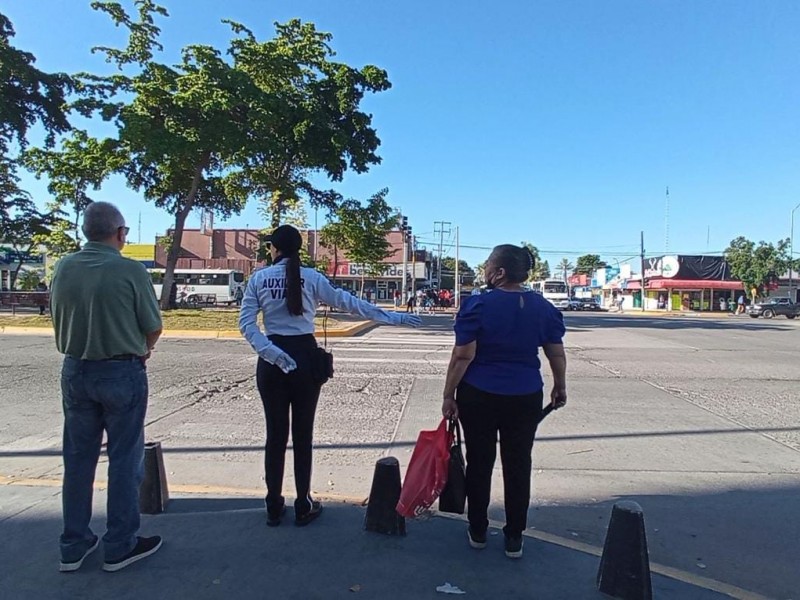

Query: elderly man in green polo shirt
[50,201,164,573]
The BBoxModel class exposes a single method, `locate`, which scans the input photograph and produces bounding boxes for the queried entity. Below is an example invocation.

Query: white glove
[274,352,298,374]
[395,313,422,328]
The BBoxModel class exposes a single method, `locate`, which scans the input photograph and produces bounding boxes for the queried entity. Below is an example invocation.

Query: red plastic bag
[396,419,454,518]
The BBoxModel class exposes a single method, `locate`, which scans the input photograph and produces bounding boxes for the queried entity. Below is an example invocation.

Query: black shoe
[102,536,162,572]
[467,527,487,549]
[59,535,99,572]
[295,501,323,527]
[504,534,523,559]
[267,505,287,527]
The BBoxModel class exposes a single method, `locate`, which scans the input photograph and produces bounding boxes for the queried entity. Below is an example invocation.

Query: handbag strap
[323,306,329,350]
[448,417,462,446]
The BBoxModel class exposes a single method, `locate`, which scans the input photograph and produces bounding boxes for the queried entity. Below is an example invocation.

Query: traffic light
[401,216,408,231]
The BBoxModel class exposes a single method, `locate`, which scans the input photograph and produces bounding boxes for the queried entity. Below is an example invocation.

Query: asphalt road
[1,312,799,598]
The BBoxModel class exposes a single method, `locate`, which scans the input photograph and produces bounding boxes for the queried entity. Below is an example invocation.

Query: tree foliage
[724,236,792,301]
[439,256,474,289]
[320,189,396,293]
[0,190,54,287]
[0,12,71,158]
[557,258,574,282]
[520,241,550,281]
[575,254,605,275]
[73,3,390,308]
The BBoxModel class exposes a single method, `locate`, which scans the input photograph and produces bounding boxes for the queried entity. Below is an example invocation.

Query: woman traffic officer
[239,225,421,527]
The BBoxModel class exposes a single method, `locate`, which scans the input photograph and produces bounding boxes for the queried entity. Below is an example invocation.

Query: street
[1,312,799,598]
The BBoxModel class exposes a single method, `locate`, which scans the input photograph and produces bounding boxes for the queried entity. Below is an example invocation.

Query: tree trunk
[332,245,339,286]
[10,262,23,290]
[158,156,209,310]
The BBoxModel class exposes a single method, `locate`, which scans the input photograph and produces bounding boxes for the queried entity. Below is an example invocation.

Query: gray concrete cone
[596,500,653,600]
[139,441,170,514]
[364,457,406,535]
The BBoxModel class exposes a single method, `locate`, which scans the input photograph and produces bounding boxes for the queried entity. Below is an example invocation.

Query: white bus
[148,268,245,305]
[531,278,570,310]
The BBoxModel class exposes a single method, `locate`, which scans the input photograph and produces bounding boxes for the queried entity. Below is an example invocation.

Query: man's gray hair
[82,201,125,242]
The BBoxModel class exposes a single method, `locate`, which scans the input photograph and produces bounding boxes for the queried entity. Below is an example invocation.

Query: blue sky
[5,0,800,268]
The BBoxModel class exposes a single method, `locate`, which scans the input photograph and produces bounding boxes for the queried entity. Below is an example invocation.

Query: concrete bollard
[364,457,406,536]
[139,441,170,515]
[596,500,652,600]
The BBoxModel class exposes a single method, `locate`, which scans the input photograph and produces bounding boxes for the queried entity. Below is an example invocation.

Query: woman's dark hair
[270,225,304,316]
[490,244,535,284]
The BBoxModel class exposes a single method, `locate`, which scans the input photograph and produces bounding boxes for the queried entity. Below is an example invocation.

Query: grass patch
[0,310,344,331]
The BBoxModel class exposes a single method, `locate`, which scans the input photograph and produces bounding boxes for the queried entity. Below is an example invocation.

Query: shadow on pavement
[1,493,730,600]
[516,482,800,599]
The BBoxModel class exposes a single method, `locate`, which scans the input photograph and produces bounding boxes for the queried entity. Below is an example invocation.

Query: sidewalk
[0,484,732,600]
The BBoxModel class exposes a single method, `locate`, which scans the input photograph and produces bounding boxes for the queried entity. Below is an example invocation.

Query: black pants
[256,334,322,517]
[457,381,543,537]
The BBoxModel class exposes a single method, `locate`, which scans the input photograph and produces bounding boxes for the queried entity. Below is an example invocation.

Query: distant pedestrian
[737,294,745,315]
[394,289,401,308]
[406,288,415,313]
[36,280,48,315]
[365,288,373,304]
[617,295,625,314]
[442,243,567,559]
[728,298,735,313]
[239,226,421,529]
[234,285,244,307]
[50,201,163,573]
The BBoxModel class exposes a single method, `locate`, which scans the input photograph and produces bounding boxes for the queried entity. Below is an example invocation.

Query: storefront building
[641,255,745,312]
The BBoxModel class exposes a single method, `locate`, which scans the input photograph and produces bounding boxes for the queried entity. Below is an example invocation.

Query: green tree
[22,130,126,246]
[33,203,79,279]
[520,241,551,281]
[0,12,71,159]
[575,254,606,276]
[77,4,390,309]
[725,236,792,302]
[539,259,551,279]
[440,256,474,290]
[320,189,396,296]
[557,258,574,282]
[0,194,54,288]
[16,268,42,291]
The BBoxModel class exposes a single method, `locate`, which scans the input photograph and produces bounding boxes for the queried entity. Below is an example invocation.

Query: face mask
[485,270,500,290]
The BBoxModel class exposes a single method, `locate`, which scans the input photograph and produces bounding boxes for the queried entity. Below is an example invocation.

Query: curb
[0,321,378,340]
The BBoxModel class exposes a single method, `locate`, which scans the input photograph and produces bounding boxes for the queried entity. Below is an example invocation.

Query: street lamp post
[791,203,800,302]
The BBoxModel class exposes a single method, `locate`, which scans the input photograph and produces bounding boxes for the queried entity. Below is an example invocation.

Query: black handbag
[438,418,467,514]
[312,309,334,385]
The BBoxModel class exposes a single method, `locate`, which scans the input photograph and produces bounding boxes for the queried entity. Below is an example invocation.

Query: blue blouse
[454,290,565,395]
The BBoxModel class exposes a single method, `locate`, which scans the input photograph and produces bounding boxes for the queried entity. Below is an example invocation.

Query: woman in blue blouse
[442,244,567,558]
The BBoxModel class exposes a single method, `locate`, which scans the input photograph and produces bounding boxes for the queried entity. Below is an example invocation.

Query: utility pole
[455,226,460,309]
[640,230,646,312]
[665,186,670,253]
[434,221,451,288]
[411,235,417,296]
[791,203,800,301]
[400,216,408,300]
[138,212,142,244]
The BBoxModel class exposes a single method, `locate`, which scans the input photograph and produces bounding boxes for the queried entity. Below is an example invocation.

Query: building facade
[153,227,432,301]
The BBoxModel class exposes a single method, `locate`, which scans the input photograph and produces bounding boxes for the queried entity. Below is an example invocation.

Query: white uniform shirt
[239,261,402,362]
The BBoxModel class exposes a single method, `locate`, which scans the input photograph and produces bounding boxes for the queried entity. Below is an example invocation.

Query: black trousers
[256,334,322,517]
[457,381,543,537]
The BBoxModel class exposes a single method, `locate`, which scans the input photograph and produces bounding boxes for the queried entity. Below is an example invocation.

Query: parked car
[746,297,800,319]
[566,298,583,311]
[579,298,604,311]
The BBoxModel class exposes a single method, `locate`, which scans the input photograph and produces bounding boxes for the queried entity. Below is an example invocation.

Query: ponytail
[285,252,304,316]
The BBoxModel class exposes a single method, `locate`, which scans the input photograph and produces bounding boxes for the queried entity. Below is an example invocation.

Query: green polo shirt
[50,242,163,360]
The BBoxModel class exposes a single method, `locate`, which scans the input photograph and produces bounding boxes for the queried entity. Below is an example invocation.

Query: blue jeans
[60,356,148,562]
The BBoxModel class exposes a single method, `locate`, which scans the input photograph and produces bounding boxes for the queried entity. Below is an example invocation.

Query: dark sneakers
[267,505,287,527]
[294,501,323,527]
[59,535,100,572]
[504,534,524,559]
[103,536,162,573]
[467,527,487,549]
